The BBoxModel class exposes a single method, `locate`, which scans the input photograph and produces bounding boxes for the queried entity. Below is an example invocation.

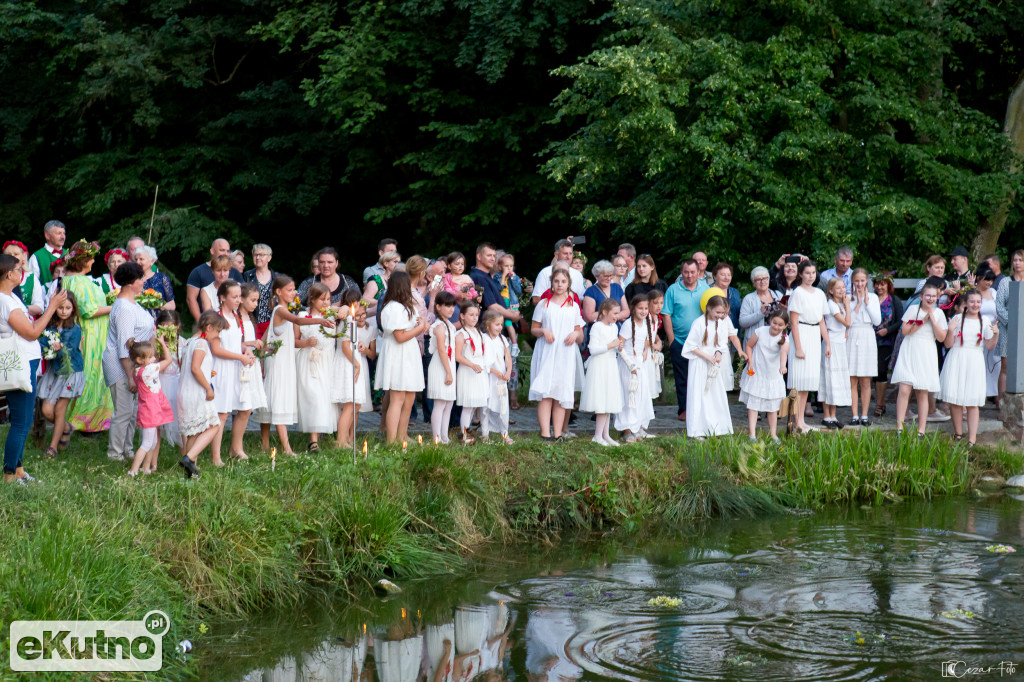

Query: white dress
[980,295,999,397]
[940,315,994,407]
[529,297,584,408]
[787,286,828,391]
[201,282,219,310]
[239,318,268,412]
[483,333,511,433]
[427,318,457,401]
[256,306,298,425]
[580,321,624,414]
[160,336,186,447]
[683,316,735,436]
[847,293,881,377]
[296,313,339,433]
[739,330,787,412]
[456,327,489,408]
[614,318,655,433]
[890,305,947,392]
[647,315,664,399]
[373,635,424,682]
[374,301,425,392]
[211,309,244,413]
[176,337,220,437]
[819,300,852,407]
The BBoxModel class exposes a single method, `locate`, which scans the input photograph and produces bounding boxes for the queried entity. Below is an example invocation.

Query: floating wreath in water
[986,544,1015,554]
[647,596,682,607]
[941,608,975,620]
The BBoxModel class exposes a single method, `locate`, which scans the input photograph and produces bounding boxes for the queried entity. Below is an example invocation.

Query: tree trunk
[972,72,1024,261]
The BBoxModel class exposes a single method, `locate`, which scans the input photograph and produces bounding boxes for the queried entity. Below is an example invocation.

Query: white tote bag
[0,333,32,392]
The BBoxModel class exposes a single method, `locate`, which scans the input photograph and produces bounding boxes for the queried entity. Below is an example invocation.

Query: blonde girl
[454,300,487,444]
[891,283,947,436]
[847,268,881,425]
[580,298,624,446]
[125,337,174,476]
[481,309,514,444]
[176,311,229,478]
[739,309,789,441]
[820,278,852,429]
[683,296,746,439]
[238,283,268,415]
[427,291,458,444]
[295,283,339,451]
[209,280,256,465]
[529,268,583,441]
[615,294,656,442]
[335,294,376,449]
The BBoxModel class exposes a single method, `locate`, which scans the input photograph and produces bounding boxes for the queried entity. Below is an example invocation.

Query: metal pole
[1008,281,1024,393]
[352,314,357,465]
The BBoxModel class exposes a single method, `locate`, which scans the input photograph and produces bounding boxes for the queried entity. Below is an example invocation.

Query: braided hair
[702,296,727,346]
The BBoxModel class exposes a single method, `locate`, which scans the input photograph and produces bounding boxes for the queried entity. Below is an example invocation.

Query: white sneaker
[562,430,577,439]
[590,437,609,447]
[639,430,657,439]
[604,438,621,447]
[927,410,950,422]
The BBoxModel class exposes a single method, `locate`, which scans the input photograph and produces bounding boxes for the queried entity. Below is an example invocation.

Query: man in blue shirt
[470,242,520,325]
[817,246,854,293]
[661,259,709,421]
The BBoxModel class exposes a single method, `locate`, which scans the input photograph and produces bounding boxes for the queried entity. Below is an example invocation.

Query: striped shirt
[102,298,154,386]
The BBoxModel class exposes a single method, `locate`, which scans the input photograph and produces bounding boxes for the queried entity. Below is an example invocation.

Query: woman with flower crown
[62,240,115,433]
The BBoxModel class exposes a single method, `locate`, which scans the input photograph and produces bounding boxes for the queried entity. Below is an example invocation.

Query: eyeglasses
[754,277,769,282]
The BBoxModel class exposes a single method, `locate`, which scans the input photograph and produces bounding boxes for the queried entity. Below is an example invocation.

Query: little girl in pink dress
[126,336,175,476]
[442,251,477,301]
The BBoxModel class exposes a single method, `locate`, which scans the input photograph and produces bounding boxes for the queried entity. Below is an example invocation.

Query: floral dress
[63,274,114,432]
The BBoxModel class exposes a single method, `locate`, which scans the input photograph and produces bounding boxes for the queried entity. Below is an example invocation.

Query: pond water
[204,496,1024,681]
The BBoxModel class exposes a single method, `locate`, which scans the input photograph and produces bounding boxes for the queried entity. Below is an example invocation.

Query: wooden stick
[147,185,160,243]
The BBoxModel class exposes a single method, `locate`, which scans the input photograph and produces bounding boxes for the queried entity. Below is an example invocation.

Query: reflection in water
[231,497,1024,681]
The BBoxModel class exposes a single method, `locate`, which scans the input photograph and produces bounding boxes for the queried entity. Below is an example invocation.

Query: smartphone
[431,274,443,287]
[570,235,587,245]
[56,277,63,292]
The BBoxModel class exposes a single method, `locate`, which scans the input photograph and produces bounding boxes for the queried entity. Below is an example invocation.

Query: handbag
[0,332,32,392]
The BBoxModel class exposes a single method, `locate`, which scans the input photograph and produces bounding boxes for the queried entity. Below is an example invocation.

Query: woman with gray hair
[582,260,629,324]
[133,244,175,315]
[739,265,782,343]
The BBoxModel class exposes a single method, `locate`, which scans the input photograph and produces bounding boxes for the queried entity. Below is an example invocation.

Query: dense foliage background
[1,0,1021,283]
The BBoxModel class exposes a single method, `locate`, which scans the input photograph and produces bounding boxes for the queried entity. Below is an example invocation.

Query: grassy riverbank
[0,428,1020,678]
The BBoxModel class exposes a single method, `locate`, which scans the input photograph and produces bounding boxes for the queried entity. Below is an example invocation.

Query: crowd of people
[0,220,1021,482]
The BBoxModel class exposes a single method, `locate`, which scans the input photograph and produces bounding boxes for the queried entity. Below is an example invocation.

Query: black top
[624,279,668,302]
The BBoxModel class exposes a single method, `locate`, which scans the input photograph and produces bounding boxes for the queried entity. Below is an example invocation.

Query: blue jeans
[4,358,39,474]
[669,340,689,417]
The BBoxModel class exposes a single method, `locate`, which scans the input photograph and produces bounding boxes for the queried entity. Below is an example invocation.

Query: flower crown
[66,240,101,262]
[871,270,896,283]
[2,240,28,254]
[105,248,128,264]
[48,259,66,275]
[573,251,587,265]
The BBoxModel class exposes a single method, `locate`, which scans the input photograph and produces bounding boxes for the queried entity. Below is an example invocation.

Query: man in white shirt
[817,246,854,292]
[26,220,66,285]
[618,243,637,287]
[531,238,586,304]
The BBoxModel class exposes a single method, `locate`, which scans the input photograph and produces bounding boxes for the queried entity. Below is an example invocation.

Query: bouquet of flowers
[254,339,283,359]
[287,295,303,313]
[155,324,179,356]
[135,288,164,310]
[105,288,120,306]
[41,330,61,361]
[518,277,533,308]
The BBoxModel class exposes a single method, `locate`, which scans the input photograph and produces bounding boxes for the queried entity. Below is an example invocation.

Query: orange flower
[210,370,218,378]
[747,369,755,376]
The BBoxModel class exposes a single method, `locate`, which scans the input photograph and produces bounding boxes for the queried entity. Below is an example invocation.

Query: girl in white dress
[375,271,428,443]
[646,289,665,399]
[454,301,487,445]
[295,283,340,451]
[257,276,336,455]
[155,310,185,453]
[176,311,229,478]
[787,260,831,433]
[819,278,852,429]
[683,295,746,439]
[482,310,514,444]
[847,268,881,425]
[975,266,1000,399]
[529,268,583,440]
[238,284,268,418]
[580,298,624,446]
[427,291,458,444]
[209,281,257,465]
[891,282,948,436]
[335,302,377,449]
[940,290,998,446]
[615,294,656,442]
[739,310,789,441]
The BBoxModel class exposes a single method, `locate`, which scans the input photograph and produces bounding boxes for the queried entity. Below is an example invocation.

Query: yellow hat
[700,287,727,313]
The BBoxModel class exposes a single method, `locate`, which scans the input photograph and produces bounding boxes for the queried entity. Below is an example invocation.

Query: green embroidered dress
[64,274,114,432]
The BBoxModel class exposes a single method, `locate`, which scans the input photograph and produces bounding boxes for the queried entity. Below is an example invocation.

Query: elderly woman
[363,250,401,316]
[582,260,629,323]
[103,261,156,462]
[738,266,783,344]
[63,240,115,433]
[242,243,278,340]
[230,249,246,273]
[2,241,43,317]
[97,248,127,295]
[133,245,175,316]
[0,254,66,483]
[711,262,742,329]
[996,249,1024,397]
[624,254,667,301]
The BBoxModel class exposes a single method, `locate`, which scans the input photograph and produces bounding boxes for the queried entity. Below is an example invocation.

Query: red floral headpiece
[2,240,28,254]
[105,248,129,264]
[48,259,66,275]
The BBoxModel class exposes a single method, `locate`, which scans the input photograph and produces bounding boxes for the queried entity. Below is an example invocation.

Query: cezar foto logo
[10,610,169,672]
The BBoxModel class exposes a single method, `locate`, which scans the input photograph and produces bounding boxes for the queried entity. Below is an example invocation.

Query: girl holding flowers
[38,291,84,457]
[155,310,185,453]
[209,280,257,464]
[295,283,339,451]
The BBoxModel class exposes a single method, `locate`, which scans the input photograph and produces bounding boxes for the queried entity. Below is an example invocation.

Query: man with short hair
[126,236,145,260]
[818,246,854,292]
[947,245,971,289]
[531,238,586,304]
[661,259,709,421]
[470,242,519,324]
[27,220,66,285]
[185,238,243,320]
[617,243,637,287]
[690,251,713,287]
[363,238,398,284]
[984,254,1006,289]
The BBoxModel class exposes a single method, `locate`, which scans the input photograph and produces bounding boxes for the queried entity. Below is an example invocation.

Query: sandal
[58,424,72,449]
[874,404,886,418]
[44,446,58,458]
[952,433,963,442]
[308,442,320,453]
